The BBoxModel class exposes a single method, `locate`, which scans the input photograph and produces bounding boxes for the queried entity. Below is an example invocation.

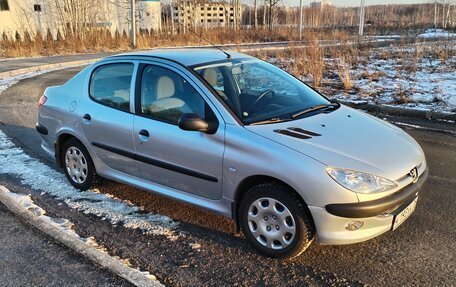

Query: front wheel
[239,183,315,259]
[61,138,97,191]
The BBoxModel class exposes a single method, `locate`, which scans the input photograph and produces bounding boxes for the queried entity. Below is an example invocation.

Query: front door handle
[139,129,150,141]
[83,114,91,121]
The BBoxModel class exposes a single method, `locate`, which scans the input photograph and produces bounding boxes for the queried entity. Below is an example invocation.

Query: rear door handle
[139,129,150,141]
[83,114,91,121]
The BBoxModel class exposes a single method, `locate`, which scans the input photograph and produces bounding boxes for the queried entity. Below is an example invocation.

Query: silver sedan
[36,49,428,258]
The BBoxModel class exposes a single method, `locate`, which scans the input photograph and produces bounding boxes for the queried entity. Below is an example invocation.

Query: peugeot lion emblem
[410,168,419,183]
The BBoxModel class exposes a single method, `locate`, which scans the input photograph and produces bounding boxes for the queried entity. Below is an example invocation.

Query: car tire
[61,138,97,191]
[239,182,315,259]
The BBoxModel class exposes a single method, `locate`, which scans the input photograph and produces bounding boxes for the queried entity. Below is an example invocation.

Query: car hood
[244,105,425,181]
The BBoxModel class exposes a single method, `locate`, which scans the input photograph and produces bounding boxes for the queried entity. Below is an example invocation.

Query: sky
[283,0,430,7]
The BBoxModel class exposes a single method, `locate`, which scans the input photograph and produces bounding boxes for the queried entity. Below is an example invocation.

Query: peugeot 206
[36,49,428,258]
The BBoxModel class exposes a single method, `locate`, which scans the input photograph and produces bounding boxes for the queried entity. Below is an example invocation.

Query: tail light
[38,94,47,107]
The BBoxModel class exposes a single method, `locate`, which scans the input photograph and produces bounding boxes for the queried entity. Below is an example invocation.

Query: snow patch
[0,68,65,95]
[0,130,180,240]
[418,29,456,39]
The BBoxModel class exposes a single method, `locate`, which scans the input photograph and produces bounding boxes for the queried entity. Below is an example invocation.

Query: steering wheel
[248,89,275,112]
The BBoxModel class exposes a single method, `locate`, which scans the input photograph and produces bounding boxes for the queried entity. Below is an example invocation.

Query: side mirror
[178,113,217,134]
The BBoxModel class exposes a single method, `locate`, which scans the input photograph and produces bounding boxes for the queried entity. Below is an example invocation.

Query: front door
[133,63,224,200]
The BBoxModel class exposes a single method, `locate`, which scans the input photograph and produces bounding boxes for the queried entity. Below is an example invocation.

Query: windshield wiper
[249,117,292,125]
[291,103,339,119]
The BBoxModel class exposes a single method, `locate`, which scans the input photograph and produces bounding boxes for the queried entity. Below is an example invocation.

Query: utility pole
[358,0,365,36]
[298,0,303,39]
[130,0,137,48]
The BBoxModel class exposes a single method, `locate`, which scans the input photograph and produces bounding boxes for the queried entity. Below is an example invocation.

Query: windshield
[194,59,332,124]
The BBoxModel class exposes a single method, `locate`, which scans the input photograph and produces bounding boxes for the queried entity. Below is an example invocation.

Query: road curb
[0,58,101,80]
[0,185,164,287]
[340,100,456,122]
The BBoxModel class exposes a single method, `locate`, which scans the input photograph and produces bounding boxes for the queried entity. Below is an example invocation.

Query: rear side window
[89,63,134,112]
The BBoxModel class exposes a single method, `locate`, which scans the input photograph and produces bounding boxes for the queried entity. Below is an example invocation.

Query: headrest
[203,68,218,87]
[156,76,175,99]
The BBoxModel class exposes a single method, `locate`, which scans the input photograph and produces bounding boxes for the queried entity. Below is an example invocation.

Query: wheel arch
[233,175,314,232]
[55,132,85,168]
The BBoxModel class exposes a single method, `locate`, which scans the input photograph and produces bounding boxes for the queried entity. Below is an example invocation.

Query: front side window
[195,59,332,124]
[140,65,206,124]
[89,63,134,112]
[0,0,9,11]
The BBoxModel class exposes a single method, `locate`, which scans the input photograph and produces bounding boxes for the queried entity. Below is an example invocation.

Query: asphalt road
[0,202,133,287]
[0,67,455,286]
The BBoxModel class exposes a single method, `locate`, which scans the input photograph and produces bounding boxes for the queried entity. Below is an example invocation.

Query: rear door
[133,62,225,200]
[78,61,139,176]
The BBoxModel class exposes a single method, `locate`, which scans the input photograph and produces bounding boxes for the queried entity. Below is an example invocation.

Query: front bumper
[311,168,428,245]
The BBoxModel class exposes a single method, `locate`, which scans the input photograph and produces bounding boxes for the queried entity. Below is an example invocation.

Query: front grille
[396,162,424,182]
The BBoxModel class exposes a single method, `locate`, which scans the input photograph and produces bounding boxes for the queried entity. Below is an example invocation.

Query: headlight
[326,167,397,194]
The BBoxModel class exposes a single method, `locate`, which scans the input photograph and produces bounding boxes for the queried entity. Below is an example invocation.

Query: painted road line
[0,185,164,287]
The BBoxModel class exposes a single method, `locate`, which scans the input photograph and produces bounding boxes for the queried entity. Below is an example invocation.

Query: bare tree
[12,5,36,37]
[252,0,258,28]
[267,0,280,31]
[263,0,267,28]
[49,0,106,37]
[231,0,241,31]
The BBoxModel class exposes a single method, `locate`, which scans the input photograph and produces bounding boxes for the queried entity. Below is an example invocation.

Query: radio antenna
[174,21,231,59]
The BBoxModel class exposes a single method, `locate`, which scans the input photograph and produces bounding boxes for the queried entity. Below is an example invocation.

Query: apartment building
[172,1,242,29]
[309,0,333,27]
[310,0,332,10]
[0,0,161,39]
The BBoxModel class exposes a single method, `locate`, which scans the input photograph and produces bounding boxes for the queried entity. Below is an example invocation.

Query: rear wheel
[239,182,315,259]
[61,138,97,191]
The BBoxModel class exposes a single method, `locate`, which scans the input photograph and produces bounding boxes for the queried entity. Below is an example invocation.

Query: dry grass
[412,44,423,76]
[0,27,296,58]
[274,42,326,87]
[0,30,131,57]
[246,31,361,88]
[0,27,358,58]
[336,56,352,90]
[304,41,325,87]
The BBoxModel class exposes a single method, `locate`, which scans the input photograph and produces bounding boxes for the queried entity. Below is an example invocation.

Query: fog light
[379,208,394,217]
[345,220,364,231]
